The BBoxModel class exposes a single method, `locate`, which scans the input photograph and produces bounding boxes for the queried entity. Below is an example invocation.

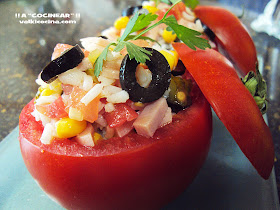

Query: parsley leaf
[94,43,115,77]
[124,42,152,63]
[119,12,140,42]
[183,0,199,9]
[124,35,159,45]
[131,13,158,34]
[113,41,152,63]
[94,0,209,77]
[163,15,210,50]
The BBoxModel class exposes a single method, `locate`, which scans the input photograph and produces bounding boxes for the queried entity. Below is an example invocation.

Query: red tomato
[19,88,212,210]
[104,103,138,128]
[194,6,258,76]
[173,42,274,179]
[65,86,100,123]
[156,2,186,20]
[36,96,68,119]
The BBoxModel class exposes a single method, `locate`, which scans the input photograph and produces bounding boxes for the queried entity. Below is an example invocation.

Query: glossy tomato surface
[19,87,212,210]
[194,6,258,76]
[173,43,274,180]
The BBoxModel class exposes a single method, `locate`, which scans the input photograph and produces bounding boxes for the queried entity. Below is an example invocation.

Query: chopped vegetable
[162,27,177,43]
[167,76,192,112]
[56,117,87,138]
[114,16,130,30]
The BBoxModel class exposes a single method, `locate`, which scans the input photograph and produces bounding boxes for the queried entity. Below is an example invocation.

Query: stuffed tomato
[18,1,214,209]
[19,84,212,210]
[18,0,273,209]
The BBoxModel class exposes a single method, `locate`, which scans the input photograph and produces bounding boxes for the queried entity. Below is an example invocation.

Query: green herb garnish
[93,0,210,77]
[242,67,268,114]
[183,0,199,10]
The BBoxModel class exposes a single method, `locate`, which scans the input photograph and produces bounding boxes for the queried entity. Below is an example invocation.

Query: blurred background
[0,0,279,206]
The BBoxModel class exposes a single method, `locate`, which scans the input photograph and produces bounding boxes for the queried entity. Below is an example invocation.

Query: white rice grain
[106,90,129,103]
[81,84,103,106]
[40,122,56,144]
[82,74,94,91]
[105,103,115,112]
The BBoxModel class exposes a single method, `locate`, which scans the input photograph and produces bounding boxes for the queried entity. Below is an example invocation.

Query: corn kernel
[49,80,62,93]
[160,50,175,70]
[88,49,102,64]
[162,28,177,43]
[41,88,56,96]
[56,118,87,138]
[143,5,158,14]
[176,91,186,102]
[134,102,144,107]
[114,16,130,30]
[170,50,179,68]
[93,132,103,144]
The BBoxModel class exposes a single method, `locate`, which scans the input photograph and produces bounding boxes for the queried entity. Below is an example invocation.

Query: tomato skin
[194,6,257,76]
[173,43,274,179]
[19,90,212,210]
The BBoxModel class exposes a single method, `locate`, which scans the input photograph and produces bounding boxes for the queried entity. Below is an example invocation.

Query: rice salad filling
[32,1,213,146]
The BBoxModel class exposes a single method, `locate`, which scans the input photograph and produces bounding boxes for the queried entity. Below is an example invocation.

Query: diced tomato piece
[156,2,186,20]
[65,86,100,123]
[104,104,138,128]
[36,96,68,119]
[61,84,74,95]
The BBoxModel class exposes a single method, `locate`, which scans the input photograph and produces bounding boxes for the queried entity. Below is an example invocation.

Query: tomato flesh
[19,89,212,210]
[36,96,68,119]
[104,103,138,128]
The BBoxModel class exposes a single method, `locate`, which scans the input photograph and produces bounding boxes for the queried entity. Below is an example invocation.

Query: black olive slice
[122,5,142,16]
[120,48,171,103]
[41,44,84,83]
[98,35,108,39]
[195,18,216,41]
[171,60,186,76]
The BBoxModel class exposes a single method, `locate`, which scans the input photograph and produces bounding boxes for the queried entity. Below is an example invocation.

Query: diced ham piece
[115,120,135,138]
[74,124,95,147]
[133,97,168,138]
[160,107,172,127]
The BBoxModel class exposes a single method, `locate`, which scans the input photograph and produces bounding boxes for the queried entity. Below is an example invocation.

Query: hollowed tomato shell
[19,89,212,210]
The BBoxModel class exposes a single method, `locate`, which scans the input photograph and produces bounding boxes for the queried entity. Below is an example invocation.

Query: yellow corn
[114,16,130,30]
[134,102,144,108]
[160,50,176,70]
[56,118,87,139]
[39,80,62,97]
[93,132,103,144]
[41,88,56,96]
[162,28,177,43]
[143,5,158,14]
[170,50,179,68]
[176,91,186,102]
[49,80,62,93]
[88,49,102,64]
